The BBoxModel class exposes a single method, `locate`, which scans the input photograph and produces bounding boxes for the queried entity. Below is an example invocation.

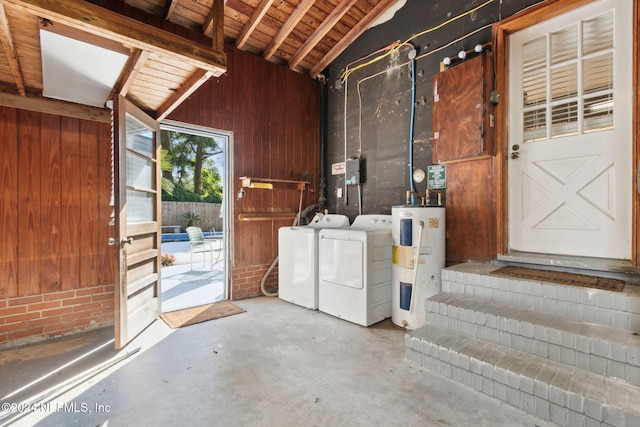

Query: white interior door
[113,96,161,349]
[507,0,632,260]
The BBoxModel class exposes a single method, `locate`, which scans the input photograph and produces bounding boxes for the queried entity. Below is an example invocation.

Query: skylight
[40,28,128,107]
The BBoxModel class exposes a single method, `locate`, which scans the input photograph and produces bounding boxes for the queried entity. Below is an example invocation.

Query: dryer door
[319,236,363,289]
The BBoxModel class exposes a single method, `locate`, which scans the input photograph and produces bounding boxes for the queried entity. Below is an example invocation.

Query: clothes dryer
[278,214,350,309]
[318,215,392,326]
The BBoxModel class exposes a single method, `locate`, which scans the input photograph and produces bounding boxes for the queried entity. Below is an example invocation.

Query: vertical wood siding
[169,44,321,297]
[0,107,18,296]
[0,107,115,299]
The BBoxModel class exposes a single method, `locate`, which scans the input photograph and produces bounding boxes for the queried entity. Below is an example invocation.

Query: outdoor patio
[160,240,225,313]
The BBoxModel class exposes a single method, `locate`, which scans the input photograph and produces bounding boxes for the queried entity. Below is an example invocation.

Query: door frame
[492,0,640,268]
[160,120,232,301]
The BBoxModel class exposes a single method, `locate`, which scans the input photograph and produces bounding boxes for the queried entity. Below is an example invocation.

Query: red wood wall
[444,159,498,263]
[169,44,321,299]
[0,107,115,346]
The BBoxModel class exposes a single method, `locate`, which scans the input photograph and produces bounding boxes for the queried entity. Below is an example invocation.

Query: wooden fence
[161,202,223,232]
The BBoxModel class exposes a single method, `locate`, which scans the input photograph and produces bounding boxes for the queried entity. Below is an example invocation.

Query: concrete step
[406,324,640,426]
[441,263,640,332]
[426,293,640,387]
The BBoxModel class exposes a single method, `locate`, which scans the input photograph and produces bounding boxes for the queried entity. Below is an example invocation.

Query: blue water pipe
[409,50,417,204]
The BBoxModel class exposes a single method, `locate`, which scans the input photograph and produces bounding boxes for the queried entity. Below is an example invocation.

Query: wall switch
[337,188,343,198]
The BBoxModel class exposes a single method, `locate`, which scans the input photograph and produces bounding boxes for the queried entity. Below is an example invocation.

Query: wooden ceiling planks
[263,0,314,60]
[0,3,25,95]
[135,0,399,77]
[0,0,398,122]
[309,0,398,77]
[0,0,226,121]
[235,0,274,49]
[3,4,41,92]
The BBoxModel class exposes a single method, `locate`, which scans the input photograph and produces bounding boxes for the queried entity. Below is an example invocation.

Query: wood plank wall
[94,1,321,287]
[169,44,321,298]
[0,106,115,298]
[444,159,498,263]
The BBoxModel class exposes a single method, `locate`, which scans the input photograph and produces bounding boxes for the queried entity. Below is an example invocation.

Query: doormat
[160,301,245,329]
[491,266,625,292]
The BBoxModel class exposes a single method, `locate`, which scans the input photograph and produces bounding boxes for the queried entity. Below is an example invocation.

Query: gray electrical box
[345,159,362,185]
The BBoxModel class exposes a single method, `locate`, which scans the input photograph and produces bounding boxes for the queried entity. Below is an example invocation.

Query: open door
[112,95,161,349]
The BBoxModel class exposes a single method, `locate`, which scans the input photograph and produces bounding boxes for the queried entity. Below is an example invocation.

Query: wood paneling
[0,107,18,297]
[168,43,320,276]
[444,158,498,263]
[40,113,61,293]
[431,52,498,262]
[60,117,81,289]
[0,106,115,298]
[17,109,40,295]
[79,120,100,286]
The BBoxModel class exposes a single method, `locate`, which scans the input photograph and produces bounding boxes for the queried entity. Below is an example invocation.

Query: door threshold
[495,252,640,284]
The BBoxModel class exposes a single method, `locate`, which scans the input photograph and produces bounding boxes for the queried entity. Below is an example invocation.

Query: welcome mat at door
[491,266,625,292]
[161,301,245,329]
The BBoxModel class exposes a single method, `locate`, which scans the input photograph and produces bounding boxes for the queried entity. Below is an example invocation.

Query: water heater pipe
[408,54,417,204]
[408,220,425,314]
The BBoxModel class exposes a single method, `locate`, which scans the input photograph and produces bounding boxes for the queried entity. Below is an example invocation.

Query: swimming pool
[161,231,223,242]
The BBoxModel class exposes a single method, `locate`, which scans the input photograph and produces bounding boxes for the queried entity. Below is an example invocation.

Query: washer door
[320,236,363,289]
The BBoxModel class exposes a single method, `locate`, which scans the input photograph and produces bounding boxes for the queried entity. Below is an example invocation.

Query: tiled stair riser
[406,264,640,426]
[425,294,640,387]
[406,329,640,426]
[441,269,640,331]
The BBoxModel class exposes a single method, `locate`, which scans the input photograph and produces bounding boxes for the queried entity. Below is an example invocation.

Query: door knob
[511,152,520,159]
[108,237,134,247]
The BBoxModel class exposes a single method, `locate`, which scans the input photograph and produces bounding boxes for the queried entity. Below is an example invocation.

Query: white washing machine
[278,214,350,309]
[318,214,393,326]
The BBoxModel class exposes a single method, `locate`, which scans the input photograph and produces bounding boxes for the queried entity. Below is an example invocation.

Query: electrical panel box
[432,53,495,162]
[345,159,362,185]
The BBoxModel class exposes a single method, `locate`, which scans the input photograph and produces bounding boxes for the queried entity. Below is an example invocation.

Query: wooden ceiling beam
[0,92,111,122]
[204,0,225,52]
[235,0,274,49]
[263,0,315,61]
[309,0,398,78]
[116,48,150,97]
[164,0,178,21]
[288,0,358,71]
[157,69,213,121]
[0,3,25,96]
[6,0,226,76]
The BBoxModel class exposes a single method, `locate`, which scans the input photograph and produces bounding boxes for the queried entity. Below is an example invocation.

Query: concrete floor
[0,297,555,427]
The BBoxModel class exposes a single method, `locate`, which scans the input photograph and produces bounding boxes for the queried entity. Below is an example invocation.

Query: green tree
[160,130,223,202]
[200,160,223,202]
[160,149,175,195]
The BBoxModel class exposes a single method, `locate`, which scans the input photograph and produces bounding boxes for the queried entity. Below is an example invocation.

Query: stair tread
[408,324,640,415]
[429,292,640,349]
